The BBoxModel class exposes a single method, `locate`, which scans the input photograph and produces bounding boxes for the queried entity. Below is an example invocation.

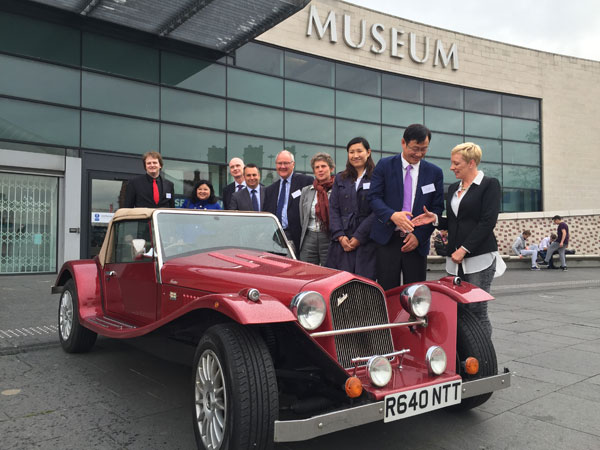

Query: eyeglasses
[407,145,429,153]
[276,161,293,166]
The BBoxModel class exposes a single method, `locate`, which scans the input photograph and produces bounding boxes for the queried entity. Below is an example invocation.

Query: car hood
[160,248,340,300]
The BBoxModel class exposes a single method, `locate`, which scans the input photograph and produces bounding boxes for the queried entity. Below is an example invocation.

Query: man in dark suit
[263,150,313,253]
[230,164,265,211]
[124,151,174,208]
[369,124,444,290]
[222,157,245,210]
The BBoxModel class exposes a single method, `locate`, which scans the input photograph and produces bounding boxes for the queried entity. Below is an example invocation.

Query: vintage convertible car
[52,208,511,450]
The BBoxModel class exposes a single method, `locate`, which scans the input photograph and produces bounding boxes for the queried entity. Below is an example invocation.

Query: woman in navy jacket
[325,137,377,280]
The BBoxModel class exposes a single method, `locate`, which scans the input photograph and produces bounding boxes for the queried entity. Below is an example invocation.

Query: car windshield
[155,211,293,260]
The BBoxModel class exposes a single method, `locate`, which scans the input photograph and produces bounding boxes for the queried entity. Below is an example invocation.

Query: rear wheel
[58,279,97,353]
[192,324,278,450]
[455,306,497,410]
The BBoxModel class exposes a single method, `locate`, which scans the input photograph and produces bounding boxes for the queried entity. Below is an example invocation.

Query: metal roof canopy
[29,0,309,53]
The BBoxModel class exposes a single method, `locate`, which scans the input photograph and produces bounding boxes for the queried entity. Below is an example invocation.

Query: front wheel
[58,279,97,353]
[192,324,278,450]
[455,306,497,410]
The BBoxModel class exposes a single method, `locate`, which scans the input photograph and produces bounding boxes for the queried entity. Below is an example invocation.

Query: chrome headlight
[367,355,393,387]
[400,284,432,318]
[290,291,326,330]
[426,346,447,375]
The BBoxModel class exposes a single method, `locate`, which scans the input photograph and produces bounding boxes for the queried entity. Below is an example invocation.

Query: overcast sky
[345,0,600,61]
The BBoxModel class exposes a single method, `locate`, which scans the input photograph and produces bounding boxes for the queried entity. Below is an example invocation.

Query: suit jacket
[222,181,245,210]
[263,172,314,251]
[124,173,174,208]
[230,185,265,211]
[439,176,501,257]
[298,184,333,251]
[368,156,444,256]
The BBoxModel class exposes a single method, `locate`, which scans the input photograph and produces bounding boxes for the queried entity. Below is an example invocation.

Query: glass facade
[0,9,542,215]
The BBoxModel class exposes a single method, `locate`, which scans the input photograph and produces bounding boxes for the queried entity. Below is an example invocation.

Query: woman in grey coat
[325,137,377,280]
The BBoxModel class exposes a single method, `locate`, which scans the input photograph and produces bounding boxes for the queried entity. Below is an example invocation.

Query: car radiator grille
[329,281,394,368]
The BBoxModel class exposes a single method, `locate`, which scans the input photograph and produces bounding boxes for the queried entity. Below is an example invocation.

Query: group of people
[512,215,570,271]
[125,124,517,338]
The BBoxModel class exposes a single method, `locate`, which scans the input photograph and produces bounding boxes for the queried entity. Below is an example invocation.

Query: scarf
[314,176,334,232]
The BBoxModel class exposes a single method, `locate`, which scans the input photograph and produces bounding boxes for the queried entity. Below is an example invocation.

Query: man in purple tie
[368,124,444,290]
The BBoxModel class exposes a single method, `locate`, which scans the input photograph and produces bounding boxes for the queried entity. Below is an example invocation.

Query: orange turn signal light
[465,357,479,375]
[345,376,363,398]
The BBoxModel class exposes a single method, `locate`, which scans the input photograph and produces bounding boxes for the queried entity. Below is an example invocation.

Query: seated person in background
[538,233,557,262]
[512,230,540,270]
[433,230,449,256]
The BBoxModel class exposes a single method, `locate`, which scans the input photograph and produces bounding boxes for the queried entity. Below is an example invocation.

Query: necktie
[251,189,259,211]
[402,165,412,212]
[236,184,243,191]
[153,178,159,205]
[276,178,287,223]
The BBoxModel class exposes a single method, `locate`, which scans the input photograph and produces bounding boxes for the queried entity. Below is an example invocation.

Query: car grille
[329,280,394,368]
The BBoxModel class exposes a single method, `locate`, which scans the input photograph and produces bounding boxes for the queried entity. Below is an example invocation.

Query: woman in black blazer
[414,142,505,337]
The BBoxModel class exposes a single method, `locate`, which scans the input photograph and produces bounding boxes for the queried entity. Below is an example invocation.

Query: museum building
[1,0,599,274]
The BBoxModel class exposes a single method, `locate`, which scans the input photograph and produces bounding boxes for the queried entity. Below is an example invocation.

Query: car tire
[192,323,278,450]
[454,306,497,410]
[58,279,97,353]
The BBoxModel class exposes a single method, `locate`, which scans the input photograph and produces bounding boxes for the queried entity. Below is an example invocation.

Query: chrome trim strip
[310,319,426,338]
[351,349,410,365]
[273,372,512,442]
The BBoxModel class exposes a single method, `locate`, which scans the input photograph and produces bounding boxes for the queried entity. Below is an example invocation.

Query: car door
[102,219,158,325]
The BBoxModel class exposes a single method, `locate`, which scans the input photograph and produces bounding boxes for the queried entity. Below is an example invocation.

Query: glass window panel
[336,119,380,150]
[503,141,540,165]
[371,151,382,165]
[0,98,79,146]
[336,64,381,96]
[161,88,225,129]
[83,33,158,83]
[227,134,283,170]
[464,112,501,139]
[381,126,405,153]
[503,118,540,142]
[425,107,463,134]
[285,112,334,145]
[335,147,347,171]
[503,165,540,189]
[0,141,66,156]
[227,68,283,107]
[82,72,159,119]
[227,101,283,138]
[502,188,541,212]
[161,124,225,164]
[478,162,502,183]
[382,99,422,127]
[424,82,463,109]
[427,157,453,185]
[234,42,283,76]
[465,89,500,114]
[0,12,79,66]
[382,74,423,103]
[81,111,158,153]
[465,136,502,163]
[0,54,79,106]
[502,95,539,120]
[285,80,334,115]
[336,91,380,122]
[427,133,463,159]
[284,142,334,173]
[161,52,225,96]
[285,52,334,86]
[162,159,226,201]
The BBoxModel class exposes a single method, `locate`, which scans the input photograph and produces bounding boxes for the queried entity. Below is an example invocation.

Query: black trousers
[376,232,427,290]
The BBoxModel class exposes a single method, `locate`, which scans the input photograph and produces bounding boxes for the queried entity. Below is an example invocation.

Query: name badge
[421,184,435,194]
[291,189,302,199]
[362,182,371,189]
[166,193,172,199]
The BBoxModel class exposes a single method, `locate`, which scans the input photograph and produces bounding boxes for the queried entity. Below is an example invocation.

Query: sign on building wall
[306,5,459,70]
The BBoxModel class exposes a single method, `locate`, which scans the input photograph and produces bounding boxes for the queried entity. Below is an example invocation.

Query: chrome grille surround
[329,280,394,368]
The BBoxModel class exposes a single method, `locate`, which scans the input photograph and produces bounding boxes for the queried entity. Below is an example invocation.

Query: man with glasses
[368,124,444,289]
[264,150,313,254]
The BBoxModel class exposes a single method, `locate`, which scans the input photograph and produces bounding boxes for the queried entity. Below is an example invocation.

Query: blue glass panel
[336,91,380,122]
[227,101,283,138]
[161,52,225,96]
[285,111,334,145]
[81,112,158,153]
[465,112,501,139]
[228,68,283,107]
[336,119,380,149]
[285,80,334,115]
[382,99,422,127]
[161,124,226,163]
[503,118,540,143]
[162,88,225,130]
[425,107,463,134]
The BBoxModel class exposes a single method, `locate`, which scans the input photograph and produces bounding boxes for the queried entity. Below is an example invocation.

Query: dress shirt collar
[400,154,421,172]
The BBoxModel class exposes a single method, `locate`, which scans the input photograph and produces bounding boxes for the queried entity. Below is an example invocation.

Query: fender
[385,276,494,305]
[52,260,104,318]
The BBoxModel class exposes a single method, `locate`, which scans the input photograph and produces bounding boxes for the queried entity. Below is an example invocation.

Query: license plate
[383,380,462,422]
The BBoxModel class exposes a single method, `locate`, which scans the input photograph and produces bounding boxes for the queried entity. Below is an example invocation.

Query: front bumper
[274,371,512,442]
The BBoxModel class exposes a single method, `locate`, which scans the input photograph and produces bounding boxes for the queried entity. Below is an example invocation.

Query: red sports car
[52,208,511,450]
